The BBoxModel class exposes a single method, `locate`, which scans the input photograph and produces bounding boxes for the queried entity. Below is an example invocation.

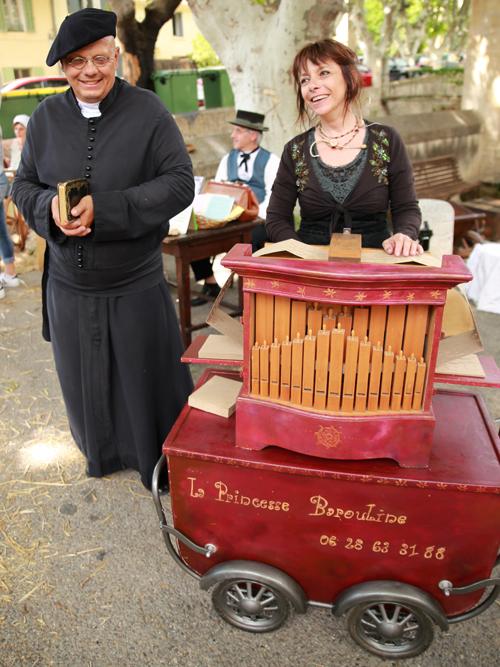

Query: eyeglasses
[65,55,113,70]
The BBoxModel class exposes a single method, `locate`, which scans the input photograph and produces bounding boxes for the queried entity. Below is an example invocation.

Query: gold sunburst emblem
[245,279,256,288]
[406,292,415,301]
[315,425,341,449]
[430,290,442,299]
[271,280,280,288]
[297,286,306,296]
[355,292,367,301]
[382,290,392,299]
[323,288,337,298]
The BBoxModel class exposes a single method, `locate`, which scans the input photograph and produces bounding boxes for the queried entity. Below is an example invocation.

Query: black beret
[46,8,117,67]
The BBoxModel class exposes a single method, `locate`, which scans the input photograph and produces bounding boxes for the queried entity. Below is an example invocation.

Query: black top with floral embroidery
[266,121,421,247]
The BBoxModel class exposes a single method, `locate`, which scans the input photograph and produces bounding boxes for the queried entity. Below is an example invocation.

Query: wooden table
[459,197,500,241]
[162,219,261,347]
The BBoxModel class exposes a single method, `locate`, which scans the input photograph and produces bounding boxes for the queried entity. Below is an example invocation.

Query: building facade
[0,0,199,85]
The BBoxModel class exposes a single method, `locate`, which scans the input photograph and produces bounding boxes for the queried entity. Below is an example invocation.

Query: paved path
[1,268,499,667]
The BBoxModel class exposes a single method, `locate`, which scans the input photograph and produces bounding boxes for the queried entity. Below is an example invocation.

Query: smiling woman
[266,38,423,259]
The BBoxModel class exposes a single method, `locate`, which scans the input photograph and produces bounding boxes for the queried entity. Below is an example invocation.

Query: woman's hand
[382,233,423,257]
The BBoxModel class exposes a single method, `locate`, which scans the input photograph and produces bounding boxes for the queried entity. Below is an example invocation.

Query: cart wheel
[347,600,434,659]
[212,578,289,632]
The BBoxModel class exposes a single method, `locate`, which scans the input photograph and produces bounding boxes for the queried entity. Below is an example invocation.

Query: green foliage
[359,0,469,54]
[420,67,464,84]
[251,0,280,8]
[190,33,221,68]
[363,0,384,42]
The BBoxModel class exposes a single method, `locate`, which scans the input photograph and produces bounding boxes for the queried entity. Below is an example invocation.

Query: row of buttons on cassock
[86,118,96,178]
[77,118,97,268]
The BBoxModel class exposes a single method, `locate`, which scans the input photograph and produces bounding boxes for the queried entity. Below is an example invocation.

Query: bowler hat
[46,8,117,67]
[228,110,268,132]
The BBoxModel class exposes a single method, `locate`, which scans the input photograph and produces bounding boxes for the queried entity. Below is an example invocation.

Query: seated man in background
[191,109,280,305]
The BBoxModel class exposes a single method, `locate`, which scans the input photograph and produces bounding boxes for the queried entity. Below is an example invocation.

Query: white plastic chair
[418,198,454,259]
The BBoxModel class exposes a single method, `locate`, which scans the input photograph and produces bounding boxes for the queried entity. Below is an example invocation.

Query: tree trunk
[187,0,345,155]
[109,0,182,90]
[462,0,500,182]
[347,0,396,116]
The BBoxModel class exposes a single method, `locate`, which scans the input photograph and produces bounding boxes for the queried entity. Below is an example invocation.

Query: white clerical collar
[76,99,102,118]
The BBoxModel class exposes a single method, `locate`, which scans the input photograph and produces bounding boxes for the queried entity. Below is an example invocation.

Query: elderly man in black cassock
[12,8,194,490]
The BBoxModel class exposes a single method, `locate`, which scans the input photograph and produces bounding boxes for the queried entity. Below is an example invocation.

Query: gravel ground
[1,251,499,667]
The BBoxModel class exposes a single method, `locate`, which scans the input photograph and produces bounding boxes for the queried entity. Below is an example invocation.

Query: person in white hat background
[8,114,30,171]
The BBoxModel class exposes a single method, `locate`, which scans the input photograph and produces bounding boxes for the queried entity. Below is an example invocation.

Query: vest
[227,147,271,203]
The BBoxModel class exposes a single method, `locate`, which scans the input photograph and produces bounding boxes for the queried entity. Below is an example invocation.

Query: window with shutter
[173,12,184,37]
[1,0,34,32]
[67,0,94,12]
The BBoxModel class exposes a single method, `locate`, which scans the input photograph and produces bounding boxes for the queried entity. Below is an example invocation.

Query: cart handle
[439,576,500,597]
[438,556,500,624]
[151,456,216,579]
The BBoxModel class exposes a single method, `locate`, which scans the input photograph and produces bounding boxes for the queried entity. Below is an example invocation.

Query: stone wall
[2,106,482,186]
[373,109,482,182]
[175,107,483,183]
[376,75,463,116]
[174,108,234,179]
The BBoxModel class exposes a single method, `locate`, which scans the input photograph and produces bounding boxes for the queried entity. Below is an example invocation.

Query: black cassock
[13,79,194,488]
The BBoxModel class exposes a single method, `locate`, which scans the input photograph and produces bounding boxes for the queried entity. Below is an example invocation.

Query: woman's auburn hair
[292,39,363,123]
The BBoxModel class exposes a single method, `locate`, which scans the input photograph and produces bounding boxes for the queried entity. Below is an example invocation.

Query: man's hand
[51,194,94,237]
[382,233,423,257]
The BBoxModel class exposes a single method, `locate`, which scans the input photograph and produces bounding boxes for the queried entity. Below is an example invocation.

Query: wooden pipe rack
[250,297,430,414]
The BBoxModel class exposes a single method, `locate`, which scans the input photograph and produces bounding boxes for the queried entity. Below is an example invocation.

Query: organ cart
[152,243,500,659]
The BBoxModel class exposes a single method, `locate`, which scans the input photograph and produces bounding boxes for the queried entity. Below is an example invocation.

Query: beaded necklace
[310,121,368,157]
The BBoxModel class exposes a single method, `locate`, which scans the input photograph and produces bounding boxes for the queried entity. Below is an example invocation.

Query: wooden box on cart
[221,245,472,467]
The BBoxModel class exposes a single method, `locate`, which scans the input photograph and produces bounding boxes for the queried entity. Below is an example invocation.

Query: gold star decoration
[297,286,306,296]
[355,292,367,301]
[245,279,256,288]
[323,288,337,297]
[430,290,442,299]
[271,280,280,288]
[406,292,415,301]
[382,290,392,299]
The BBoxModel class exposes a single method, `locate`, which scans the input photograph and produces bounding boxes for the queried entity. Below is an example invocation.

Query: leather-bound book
[57,179,89,225]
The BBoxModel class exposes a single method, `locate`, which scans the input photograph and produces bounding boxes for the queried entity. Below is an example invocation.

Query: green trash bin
[0,88,67,139]
[152,69,198,114]
[199,67,234,109]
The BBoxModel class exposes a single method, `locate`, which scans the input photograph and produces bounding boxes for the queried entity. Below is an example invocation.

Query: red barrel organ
[153,244,500,660]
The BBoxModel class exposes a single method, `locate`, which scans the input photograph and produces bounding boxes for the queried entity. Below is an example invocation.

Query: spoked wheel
[212,578,289,632]
[347,600,434,658]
